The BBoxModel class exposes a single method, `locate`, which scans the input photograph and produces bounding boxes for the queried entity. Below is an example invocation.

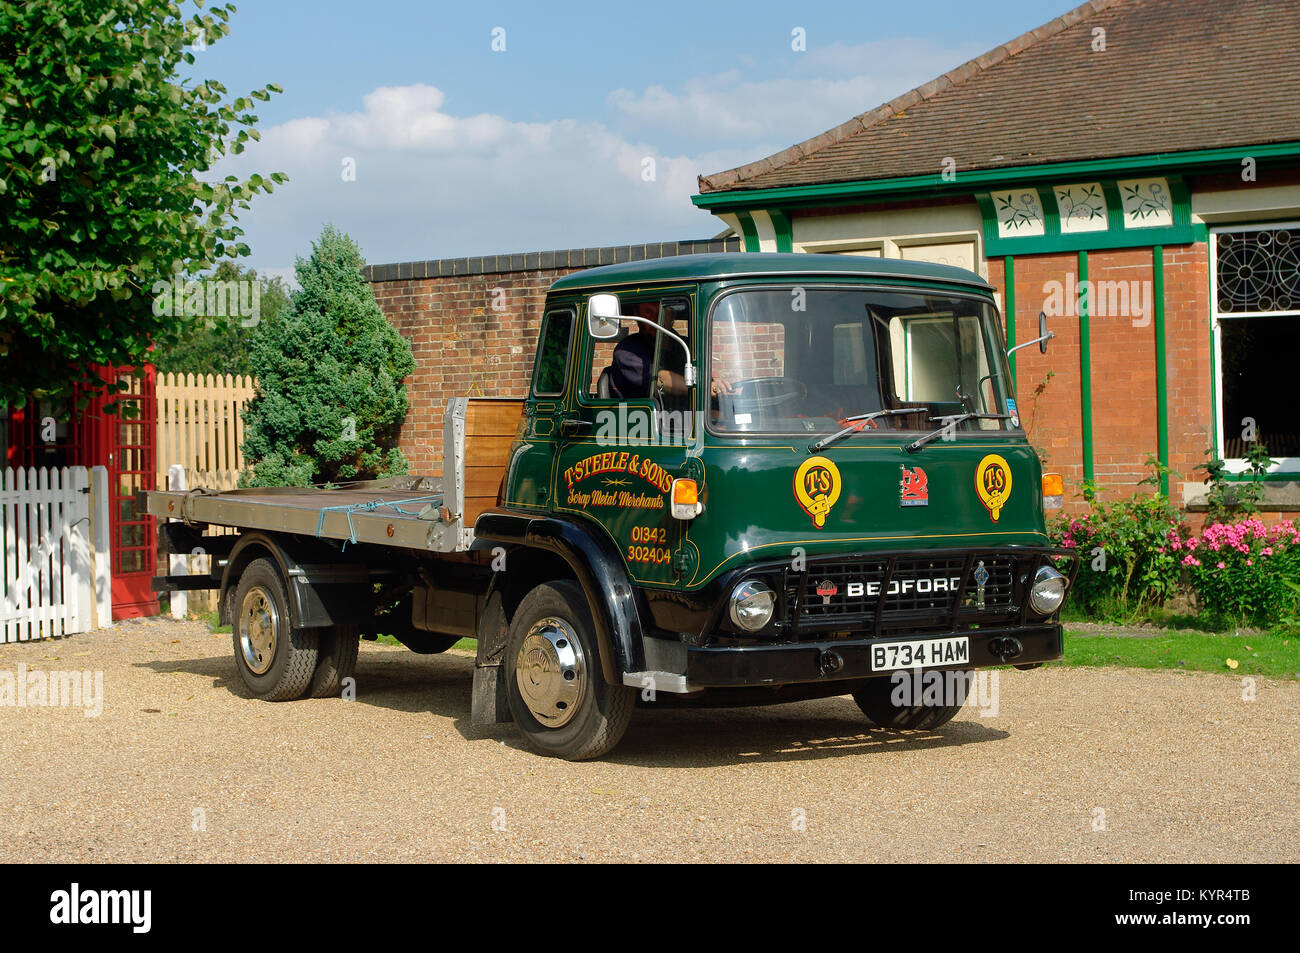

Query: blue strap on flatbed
[314,494,444,548]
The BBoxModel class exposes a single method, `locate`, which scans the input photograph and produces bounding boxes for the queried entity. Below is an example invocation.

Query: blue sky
[197,0,1073,279]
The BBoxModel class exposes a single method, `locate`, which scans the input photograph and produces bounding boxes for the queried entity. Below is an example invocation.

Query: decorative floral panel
[1117,178,1174,228]
[1054,182,1108,233]
[991,190,1046,238]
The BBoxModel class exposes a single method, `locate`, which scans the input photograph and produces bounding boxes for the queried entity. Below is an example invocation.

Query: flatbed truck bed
[150,477,458,553]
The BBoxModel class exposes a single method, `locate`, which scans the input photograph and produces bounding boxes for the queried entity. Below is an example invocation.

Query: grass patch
[1061,604,1237,633]
[371,634,475,652]
[196,610,230,634]
[1062,628,1300,678]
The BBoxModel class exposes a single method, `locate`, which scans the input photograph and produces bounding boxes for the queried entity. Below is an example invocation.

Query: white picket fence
[1,466,111,642]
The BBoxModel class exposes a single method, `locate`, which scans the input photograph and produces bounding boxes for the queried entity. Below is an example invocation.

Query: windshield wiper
[904,413,1013,453]
[809,408,930,454]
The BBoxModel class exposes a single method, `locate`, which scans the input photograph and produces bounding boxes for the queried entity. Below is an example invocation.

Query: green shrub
[1199,441,1276,522]
[1051,461,1185,618]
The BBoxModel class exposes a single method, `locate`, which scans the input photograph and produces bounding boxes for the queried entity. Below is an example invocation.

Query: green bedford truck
[147,253,1077,760]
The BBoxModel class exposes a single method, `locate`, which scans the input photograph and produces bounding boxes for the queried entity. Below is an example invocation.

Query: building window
[1211,225,1300,469]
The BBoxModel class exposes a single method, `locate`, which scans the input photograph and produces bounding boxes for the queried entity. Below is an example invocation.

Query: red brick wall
[1083,247,1160,492]
[1000,252,1088,505]
[987,243,1213,514]
[371,268,579,475]
[1161,243,1213,507]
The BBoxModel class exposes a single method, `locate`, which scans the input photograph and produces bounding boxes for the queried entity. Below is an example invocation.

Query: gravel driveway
[1,617,1296,863]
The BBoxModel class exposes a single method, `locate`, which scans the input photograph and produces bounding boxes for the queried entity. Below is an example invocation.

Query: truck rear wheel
[308,624,360,698]
[503,581,634,760]
[231,558,319,701]
[852,672,970,730]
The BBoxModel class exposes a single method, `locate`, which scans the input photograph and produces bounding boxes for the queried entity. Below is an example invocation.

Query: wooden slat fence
[155,372,255,493]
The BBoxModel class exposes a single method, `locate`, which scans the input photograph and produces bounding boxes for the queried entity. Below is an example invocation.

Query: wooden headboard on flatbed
[445,397,524,525]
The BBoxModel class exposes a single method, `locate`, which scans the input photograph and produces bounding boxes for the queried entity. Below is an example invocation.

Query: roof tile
[699,0,1300,194]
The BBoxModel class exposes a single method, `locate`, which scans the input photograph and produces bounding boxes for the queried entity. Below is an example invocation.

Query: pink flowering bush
[1178,518,1300,626]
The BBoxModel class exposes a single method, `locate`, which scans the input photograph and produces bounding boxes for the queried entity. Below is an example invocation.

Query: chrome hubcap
[239,586,278,675]
[516,617,586,728]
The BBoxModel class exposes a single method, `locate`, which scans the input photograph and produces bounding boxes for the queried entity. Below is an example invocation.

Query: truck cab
[472,253,1076,756]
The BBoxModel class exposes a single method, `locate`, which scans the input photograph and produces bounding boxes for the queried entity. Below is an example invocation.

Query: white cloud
[218,84,750,273]
[608,38,984,143]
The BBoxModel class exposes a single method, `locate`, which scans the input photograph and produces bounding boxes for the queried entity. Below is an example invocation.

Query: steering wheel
[721,376,806,424]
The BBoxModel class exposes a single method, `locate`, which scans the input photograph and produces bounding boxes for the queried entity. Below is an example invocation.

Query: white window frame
[1209,222,1300,475]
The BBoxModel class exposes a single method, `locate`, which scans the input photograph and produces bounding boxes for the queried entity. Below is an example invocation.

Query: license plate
[870,636,970,672]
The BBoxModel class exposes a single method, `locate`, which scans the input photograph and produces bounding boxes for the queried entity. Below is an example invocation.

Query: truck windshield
[709,287,1015,436]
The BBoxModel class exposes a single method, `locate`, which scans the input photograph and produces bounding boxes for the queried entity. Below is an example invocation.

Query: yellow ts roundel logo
[794,455,842,528]
[975,454,1013,522]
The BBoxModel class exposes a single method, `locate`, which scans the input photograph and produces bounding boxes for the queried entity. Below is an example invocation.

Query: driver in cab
[609,302,733,401]
[609,302,686,399]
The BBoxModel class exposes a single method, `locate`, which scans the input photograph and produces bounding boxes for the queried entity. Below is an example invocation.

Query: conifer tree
[240,226,414,486]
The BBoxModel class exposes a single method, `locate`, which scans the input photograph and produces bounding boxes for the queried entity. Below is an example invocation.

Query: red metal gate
[103,367,158,618]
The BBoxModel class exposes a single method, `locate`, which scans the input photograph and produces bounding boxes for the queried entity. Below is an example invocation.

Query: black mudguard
[473,509,647,683]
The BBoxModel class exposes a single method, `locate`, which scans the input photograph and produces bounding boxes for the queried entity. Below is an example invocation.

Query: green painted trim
[690,140,1300,211]
[1004,256,1016,387]
[768,209,793,253]
[1167,175,1192,222]
[734,211,760,252]
[1037,185,1060,238]
[1222,472,1300,482]
[974,191,999,252]
[1078,251,1094,484]
[1101,180,1126,234]
[1208,232,1221,464]
[986,225,1196,257]
[1153,245,1170,496]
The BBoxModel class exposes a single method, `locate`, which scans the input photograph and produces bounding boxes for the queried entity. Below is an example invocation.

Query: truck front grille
[787,553,1024,636]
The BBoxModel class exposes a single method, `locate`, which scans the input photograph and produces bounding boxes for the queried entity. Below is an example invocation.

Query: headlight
[728,579,775,631]
[1028,565,1068,616]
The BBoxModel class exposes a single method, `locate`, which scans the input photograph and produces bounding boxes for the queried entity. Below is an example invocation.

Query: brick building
[689,0,1300,516]
[365,238,739,475]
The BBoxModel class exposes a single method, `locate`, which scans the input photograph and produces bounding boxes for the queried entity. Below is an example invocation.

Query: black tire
[395,631,461,654]
[852,670,971,730]
[230,558,319,701]
[308,624,360,698]
[504,581,634,760]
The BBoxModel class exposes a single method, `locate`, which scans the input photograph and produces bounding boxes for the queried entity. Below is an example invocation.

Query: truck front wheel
[503,581,634,760]
[851,672,970,730]
[231,558,319,701]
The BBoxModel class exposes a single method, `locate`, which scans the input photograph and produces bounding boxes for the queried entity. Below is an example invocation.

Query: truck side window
[584,296,691,401]
[533,309,573,397]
